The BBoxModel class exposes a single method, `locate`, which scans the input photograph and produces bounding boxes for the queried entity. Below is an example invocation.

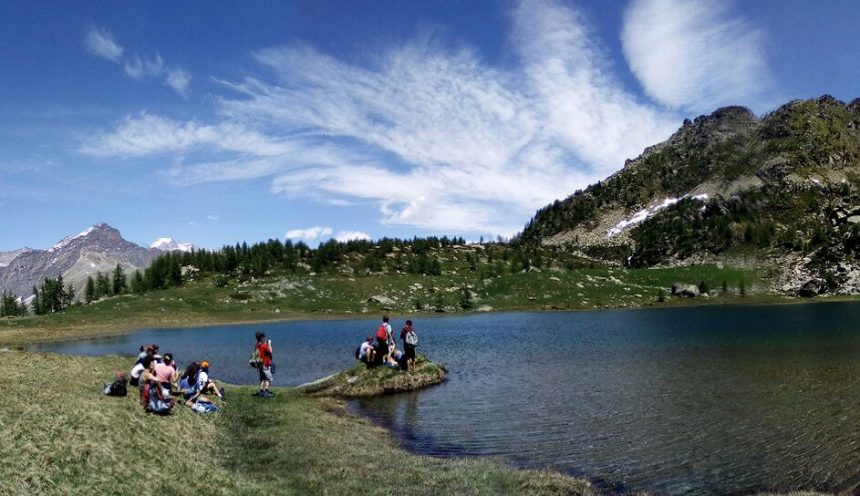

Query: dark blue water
[35,303,860,495]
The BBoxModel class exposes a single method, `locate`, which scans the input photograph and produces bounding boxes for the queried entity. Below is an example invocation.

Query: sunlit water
[35,303,860,495]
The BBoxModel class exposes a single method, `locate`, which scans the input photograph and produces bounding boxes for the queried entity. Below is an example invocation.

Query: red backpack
[376,325,388,341]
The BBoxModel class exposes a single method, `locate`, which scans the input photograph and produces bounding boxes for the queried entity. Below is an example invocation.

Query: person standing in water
[255,331,274,398]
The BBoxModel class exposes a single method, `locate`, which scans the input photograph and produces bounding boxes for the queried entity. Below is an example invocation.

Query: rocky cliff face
[521,95,860,296]
[0,223,159,299]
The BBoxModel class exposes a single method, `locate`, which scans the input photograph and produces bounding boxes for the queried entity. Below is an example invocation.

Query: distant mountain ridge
[521,95,860,295]
[0,223,190,300]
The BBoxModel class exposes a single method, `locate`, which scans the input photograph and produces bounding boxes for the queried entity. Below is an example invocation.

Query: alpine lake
[34,302,860,496]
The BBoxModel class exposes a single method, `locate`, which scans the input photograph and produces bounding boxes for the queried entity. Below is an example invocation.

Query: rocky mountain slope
[0,223,159,299]
[520,95,860,296]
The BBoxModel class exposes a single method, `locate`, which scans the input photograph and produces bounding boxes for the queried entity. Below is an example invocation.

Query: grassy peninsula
[299,354,447,397]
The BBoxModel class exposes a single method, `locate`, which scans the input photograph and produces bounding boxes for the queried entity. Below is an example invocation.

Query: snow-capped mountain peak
[150,237,196,252]
[49,224,101,252]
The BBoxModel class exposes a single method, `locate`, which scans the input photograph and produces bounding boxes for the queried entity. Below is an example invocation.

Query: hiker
[255,331,274,398]
[180,362,214,407]
[386,348,408,370]
[375,321,389,365]
[358,336,375,365]
[140,356,175,414]
[136,344,159,363]
[197,361,224,399]
[382,315,395,354]
[129,352,152,387]
[400,319,418,371]
[154,353,178,396]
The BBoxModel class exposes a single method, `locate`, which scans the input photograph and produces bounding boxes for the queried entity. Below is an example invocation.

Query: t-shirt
[154,362,175,383]
[257,342,273,367]
[130,363,145,380]
[359,341,373,359]
[197,370,209,389]
[384,322,393,341]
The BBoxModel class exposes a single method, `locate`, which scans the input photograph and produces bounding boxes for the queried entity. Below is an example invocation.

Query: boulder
[671,283,700,298]
[366,295,395,306]
[798,279,825,298]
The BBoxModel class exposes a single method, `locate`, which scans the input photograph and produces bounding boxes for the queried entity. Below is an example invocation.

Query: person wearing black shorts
[400,319,417,370]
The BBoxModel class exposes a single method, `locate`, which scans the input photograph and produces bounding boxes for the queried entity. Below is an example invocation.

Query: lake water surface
[35,303,860,495]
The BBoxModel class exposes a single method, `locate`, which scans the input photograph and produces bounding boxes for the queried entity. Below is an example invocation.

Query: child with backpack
[399,319,418,371]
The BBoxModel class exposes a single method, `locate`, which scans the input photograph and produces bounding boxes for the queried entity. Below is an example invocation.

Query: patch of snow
[49,226,97,252]
[151,237,196,252]
[607,194,709,238]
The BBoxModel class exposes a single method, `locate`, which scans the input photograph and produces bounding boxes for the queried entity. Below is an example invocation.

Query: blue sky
[1,0,858,251]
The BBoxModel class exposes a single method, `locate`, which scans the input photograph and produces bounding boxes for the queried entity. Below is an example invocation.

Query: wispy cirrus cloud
[83,26,191,97]
[621,0,773,112]
[84,26,123,62]
[84,0,771,236]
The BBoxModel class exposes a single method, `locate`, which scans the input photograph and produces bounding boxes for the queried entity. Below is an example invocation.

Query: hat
[163,353,173,362]
[200,361,210,369]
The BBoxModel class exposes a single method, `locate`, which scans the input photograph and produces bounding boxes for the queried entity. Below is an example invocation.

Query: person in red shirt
[255,331,274,398]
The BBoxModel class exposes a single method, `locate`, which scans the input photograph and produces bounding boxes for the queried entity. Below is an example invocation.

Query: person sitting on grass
[179,362,214,408]
[359,336,376,366]
[197,361,224,399]
[385,348,409,370]
[140,355,175,414]
[154,353,177,396]
[129,352,152,388]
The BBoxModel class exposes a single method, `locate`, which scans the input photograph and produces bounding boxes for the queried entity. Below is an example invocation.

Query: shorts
[404,343,416,360]
[259,365,273,382]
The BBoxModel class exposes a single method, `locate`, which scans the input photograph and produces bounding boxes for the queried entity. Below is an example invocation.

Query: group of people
[127,343,224,414]
[357,315,419,370]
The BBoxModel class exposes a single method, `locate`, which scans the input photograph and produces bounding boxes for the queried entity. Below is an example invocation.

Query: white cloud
[124,54,164,80]
[621,0,773,111]
[84,26,123,62]
[83,27,190,97]
[83,0,720,235]
[165,68,191,97]
[285,226,333,241]
[207,214,220,221]
[335,230,371,243]
[81,113,289,157]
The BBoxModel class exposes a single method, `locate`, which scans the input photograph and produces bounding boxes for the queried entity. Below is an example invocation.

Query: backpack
[249,346,262,368]
[103,371,128,397]
[142,381,175,415]
[405,330,418,346]
[376,325,388,341]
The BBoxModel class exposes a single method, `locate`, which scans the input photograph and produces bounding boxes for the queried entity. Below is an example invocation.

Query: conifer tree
[112,264,127,295]
[85,276,96,304]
